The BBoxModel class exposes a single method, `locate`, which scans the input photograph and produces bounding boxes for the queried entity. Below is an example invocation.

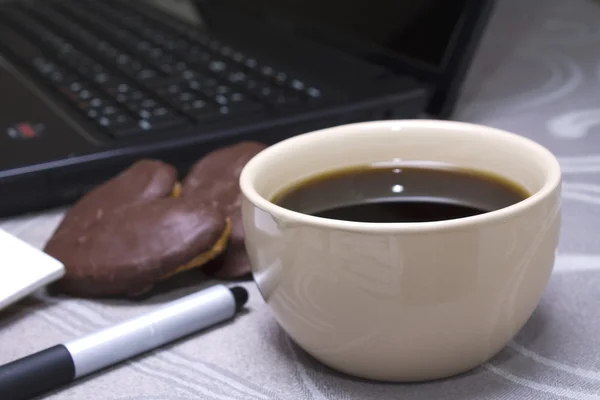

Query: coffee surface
[273,164,529,223]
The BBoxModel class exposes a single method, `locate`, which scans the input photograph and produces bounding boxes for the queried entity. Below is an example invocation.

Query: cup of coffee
[239,120,561,382]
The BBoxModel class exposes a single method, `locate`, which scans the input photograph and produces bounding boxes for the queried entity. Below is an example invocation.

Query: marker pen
[0,284,248,400]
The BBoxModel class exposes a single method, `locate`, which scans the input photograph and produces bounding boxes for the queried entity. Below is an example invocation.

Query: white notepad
[0,229,65,311]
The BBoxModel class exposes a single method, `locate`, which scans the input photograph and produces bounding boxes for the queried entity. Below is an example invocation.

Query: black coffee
[272,164,529,223]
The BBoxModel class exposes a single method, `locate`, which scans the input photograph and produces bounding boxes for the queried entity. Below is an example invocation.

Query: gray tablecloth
[2,0,600,398]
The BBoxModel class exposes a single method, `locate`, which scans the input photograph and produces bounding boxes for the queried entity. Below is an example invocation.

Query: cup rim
[239,120,562,233]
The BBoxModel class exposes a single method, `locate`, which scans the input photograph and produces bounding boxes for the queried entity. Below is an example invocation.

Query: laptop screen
[220,0,468,70]
[141,0,468,70]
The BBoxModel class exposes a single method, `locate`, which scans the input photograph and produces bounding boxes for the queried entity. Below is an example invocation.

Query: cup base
[292,336,509,383]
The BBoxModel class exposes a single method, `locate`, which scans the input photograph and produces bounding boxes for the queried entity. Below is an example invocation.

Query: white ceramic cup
[239,120,561,382]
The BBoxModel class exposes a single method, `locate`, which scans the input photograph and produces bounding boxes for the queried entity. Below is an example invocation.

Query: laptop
[0,0,495,217]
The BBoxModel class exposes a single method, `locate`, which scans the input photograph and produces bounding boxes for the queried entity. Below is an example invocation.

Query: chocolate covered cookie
[45,160,230,297]
[183,141,267,279]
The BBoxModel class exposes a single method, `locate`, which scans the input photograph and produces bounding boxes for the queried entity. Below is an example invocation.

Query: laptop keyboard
[0,0,324,138]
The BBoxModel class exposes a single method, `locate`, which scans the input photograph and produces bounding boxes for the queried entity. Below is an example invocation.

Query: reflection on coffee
[272,163,530,223]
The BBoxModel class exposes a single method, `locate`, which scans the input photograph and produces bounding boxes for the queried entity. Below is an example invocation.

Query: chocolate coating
[183,141,266,278]
[45,160,226,297]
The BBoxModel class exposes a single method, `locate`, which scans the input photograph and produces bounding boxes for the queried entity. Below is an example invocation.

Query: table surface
[2,0,600,399]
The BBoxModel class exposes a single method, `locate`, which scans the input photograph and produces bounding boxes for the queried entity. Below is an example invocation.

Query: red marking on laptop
[17,123,36,138]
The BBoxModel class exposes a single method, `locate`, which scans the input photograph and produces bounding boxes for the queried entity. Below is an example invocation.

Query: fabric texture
[2,0,600,398]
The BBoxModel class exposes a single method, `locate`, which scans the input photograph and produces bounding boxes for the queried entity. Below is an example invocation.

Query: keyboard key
[49,70,66,83]
[244,58,258,69]
[202,87,262,114]
[188,99,208,110]
[260,66,274,77]
[79,90,93,100]
[275,72,287,85]
[249,84,301,107]
[138,110,153,120]
[134,68,157,80]
[116,84,131,94]
[89,98,103,107]
[182,70,199,80]
[232,52,245,63]
[157,62,174,74]
[216,85,231,94]
[210,91,244,106]
[179,92,195,102]
[116,54,131,65]
[290,80,305,91]
[306,87,321,98]
[227,71,247,84]
[130,61,143,72]
[215,95,228,106]
[94,72,110,84]
[98,116,111,127]
[137,67,157,78]
[230,93,244,103]
[153,107,169,116]
[98,114,133,129]
[220,46,233,57]
[256,86,274,98]
[102,105,118,116]
[209,60,227,73]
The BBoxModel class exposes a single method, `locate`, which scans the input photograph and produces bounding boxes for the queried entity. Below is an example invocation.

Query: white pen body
[65,284,236,378]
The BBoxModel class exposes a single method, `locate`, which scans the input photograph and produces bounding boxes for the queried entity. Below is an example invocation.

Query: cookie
[183,141,267,279]
[44,160,230,297]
